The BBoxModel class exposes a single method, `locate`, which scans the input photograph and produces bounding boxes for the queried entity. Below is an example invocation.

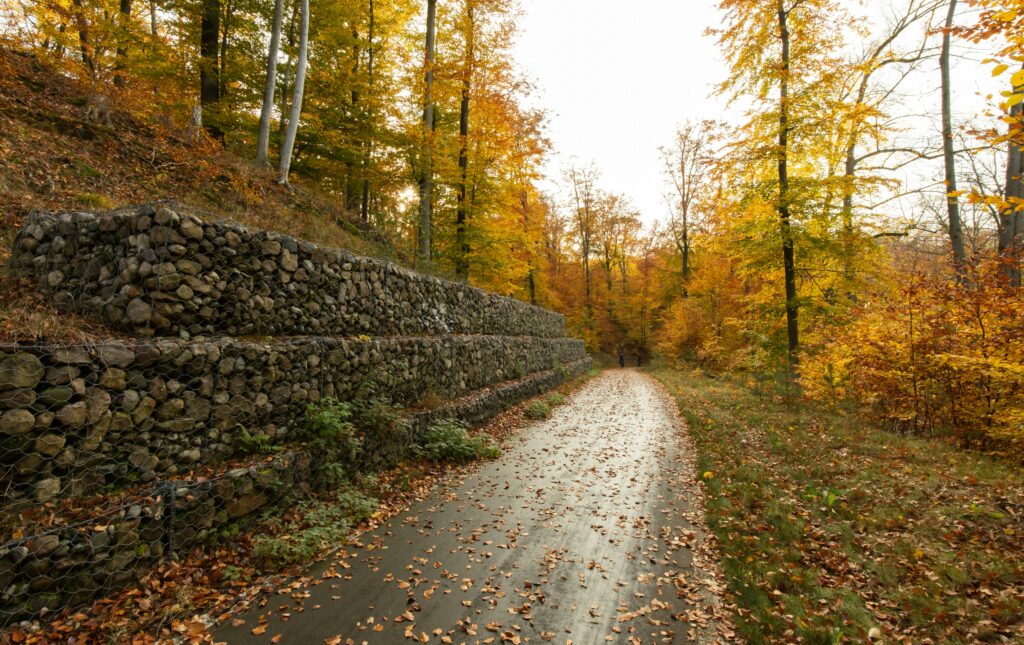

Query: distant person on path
[636,354,642,367]
[618,352,625,368]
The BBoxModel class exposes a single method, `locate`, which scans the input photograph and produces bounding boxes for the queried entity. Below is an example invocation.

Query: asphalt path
[216,370,726,645]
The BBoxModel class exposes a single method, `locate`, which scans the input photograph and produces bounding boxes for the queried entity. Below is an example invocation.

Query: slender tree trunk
[256,0,285,167]
[941,0,968,273]
[345,25,362,212]
[999,64,1024,287]
[71,0,94,74]
[150,0,158,35]
[219,0,233,99]
[199,0,221,137]
[777,2,800,367]
[360,0,375,223]
[114,0,132,86]
[277,0,297,156]
[277,0,308,185]
[455,3,475,282]
[417,0,438,264]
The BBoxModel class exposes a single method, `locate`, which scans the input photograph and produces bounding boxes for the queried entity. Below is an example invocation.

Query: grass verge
[650,366,1024,645]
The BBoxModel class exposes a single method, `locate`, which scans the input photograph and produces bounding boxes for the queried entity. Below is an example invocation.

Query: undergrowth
[415,419,500,463]
[651,366,1024,644]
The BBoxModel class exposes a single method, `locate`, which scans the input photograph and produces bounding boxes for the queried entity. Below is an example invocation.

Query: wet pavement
[216,370,726,644]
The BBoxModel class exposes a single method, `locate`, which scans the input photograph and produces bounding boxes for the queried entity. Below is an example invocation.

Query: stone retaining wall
[10,204,565,339]
[0,335,586,507]
[0,357,591,624]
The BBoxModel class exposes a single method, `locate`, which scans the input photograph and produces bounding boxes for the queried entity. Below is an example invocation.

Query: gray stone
[27,535,61,557]
[126,298,152,325]
[34,477,61,503]
[0,409,34,435]
[35,433,66,457]
[0,388,36,408]
[0,353,44,390]
[55,401,88,428]
[97,344,135,368]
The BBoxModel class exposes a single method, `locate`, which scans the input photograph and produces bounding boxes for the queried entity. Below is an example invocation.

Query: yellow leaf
[993,63,1009,77]
[1006,94,1024,109]
[1012,70,1024,88]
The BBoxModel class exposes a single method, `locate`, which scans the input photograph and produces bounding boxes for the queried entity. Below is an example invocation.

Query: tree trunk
[360,0,375,223]
[200,0,221,137]
[71,0,93,74]
[149,0,157,36]
[777,1,800,368]
[114,0,132,87]
[219,0,233,100]
[1000,66,1024,287]
[455,3,474,282]
[277,0,308,185]
[941,0,968,273]
[417,0,438,264]
[277,0,297,157]
[256,0,285,167]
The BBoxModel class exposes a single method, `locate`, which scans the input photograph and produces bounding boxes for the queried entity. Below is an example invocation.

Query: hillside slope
[0,46,399,342]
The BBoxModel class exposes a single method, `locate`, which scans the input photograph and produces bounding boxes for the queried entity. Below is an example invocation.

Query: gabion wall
[0,336,586,508]
[2,200,592,626]
[11,203,566,339]
[0,358,591,624]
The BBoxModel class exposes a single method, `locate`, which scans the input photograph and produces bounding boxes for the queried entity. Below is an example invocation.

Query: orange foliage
[801,261,1024,453]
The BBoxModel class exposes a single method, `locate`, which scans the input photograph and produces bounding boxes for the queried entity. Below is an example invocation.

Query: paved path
[217,370,724,644]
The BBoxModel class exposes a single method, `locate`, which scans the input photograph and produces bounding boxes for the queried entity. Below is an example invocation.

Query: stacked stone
[2,201,592,624]
[0,335,586,507]
[0,449,314,621]
[11,204,566,339]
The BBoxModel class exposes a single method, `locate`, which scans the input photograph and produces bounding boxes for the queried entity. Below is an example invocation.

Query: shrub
[235,425,276,455]
[524,400,551,420]
[252,487,379,569]
[304,399,361,485]
[415,419,500,463]
[546,392,566,407]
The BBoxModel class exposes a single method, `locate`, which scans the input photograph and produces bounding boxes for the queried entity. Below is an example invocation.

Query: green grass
[650,366,1024,645]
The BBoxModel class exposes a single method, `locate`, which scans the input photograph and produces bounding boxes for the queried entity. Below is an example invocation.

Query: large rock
[0,409,35,435]
[126,298,153,325]
[35,434,67,457]
[0,353,44,390]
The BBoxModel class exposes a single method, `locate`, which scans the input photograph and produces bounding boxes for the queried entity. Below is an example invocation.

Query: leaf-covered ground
[651,367,1024,644]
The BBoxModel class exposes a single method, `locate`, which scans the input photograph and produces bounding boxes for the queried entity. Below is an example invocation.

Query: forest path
[217,370,726,644]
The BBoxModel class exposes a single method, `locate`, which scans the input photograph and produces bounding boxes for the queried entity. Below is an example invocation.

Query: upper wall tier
[11,203,566,339]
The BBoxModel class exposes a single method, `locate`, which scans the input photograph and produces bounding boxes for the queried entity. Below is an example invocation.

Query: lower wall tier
[0,357,592,624]
[0,336,586,508]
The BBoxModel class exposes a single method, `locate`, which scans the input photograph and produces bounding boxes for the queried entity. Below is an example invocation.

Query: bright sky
[511,0,1002,231]
[513,0,728,227]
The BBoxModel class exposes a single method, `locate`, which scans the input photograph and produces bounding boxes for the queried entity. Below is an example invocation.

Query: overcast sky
[510,0,1001,230]
[512,0,727,226]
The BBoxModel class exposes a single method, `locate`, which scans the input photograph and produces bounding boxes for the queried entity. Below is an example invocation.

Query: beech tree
[277,0,308,184]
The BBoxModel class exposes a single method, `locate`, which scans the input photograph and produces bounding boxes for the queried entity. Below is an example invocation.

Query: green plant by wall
[524,400,551,420]
[415,419,500,463]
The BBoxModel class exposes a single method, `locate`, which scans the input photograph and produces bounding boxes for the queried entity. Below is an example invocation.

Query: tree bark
[455,2,475,282]
[1000,64,1024,287]
[256,0,285,167]
[417,0,438,264]
[940,0,968,273]
[360,0,375,223]
[778,1,800,367]
[277,0,308,184]
[149,0,158,36]
[219,0,233,100]
[71,0,93,74]
[114,0,132,87]
[200,0,221,137]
